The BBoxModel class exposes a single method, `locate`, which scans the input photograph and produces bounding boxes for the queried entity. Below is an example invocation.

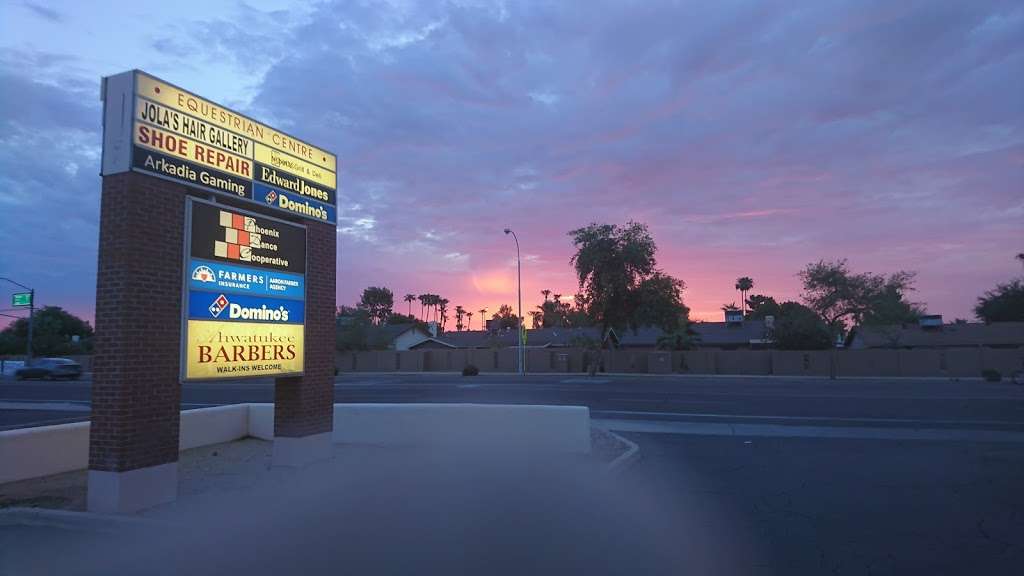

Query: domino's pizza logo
[208,294,229,318]
[264,189,278,204]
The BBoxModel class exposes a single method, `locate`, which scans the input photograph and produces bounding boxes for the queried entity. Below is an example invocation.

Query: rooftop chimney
[426,321,439,337]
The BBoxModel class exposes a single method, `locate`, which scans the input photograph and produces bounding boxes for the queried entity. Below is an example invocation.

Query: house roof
[612,321,768,347]
[847,322,1024,348]
[430,327,604,349]
[366,323,427,348]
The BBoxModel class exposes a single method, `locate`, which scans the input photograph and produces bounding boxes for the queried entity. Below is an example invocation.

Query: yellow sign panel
[254,143,336,189]
[137,98,253,158]
[185,320,304,379]
[134,123,253,180]
[137,72,337,172]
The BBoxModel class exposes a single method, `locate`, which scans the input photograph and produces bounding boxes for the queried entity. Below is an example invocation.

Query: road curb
[0,506,177,533]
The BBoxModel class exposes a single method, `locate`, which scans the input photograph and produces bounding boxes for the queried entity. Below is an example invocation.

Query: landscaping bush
[462,364,480,376]
[981,369,1002,382]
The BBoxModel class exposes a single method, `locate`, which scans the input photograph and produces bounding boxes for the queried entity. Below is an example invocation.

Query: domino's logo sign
[264,189,277,204]
[208,294,229,318]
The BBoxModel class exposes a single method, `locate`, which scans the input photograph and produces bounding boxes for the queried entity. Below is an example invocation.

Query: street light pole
[1,277,34,365]
[504,228,525,376]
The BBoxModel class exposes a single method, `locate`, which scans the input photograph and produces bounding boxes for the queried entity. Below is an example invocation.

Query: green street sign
[11,292,32,307]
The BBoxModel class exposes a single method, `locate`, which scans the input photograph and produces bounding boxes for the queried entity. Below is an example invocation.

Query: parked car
[14,358,82,380]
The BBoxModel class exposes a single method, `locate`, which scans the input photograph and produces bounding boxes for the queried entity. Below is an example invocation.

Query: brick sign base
[87,172,335,513]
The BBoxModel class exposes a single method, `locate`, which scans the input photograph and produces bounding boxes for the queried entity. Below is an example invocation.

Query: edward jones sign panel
[183,199,306,380]
[101,70,337,225]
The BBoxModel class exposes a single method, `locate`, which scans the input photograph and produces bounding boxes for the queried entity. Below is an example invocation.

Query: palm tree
[466,311,473,330]
[404,294,416,318]
[479,308,487,329]
[439,298,450,330]
[528,310,542,329]
[735,277,754,314]
[455,305,465,331]
[541,289,551,302]
[417,294,428,321]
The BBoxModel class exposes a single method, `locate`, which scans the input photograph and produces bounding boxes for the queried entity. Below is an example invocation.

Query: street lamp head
[503,228,511,235]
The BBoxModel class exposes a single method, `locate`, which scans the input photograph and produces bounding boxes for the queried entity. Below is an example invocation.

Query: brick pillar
[88,172,187,513]
[273,220,336,466]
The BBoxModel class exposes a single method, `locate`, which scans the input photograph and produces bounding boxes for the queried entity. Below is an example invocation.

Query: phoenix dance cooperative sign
[182,199,306,380]
[101,70,337,224]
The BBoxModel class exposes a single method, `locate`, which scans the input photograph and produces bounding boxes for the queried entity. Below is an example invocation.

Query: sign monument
[90,70,337,513]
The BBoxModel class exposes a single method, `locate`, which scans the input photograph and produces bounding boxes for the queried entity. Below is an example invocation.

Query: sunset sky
[1,0,1021,325]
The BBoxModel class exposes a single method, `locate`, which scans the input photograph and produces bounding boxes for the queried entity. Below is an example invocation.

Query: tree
[656,327,700,350]
[0,306,94,356]
[569,222,674,332]
[528,310,542,329]
[478,309,487,330]
[798,259,918,337]
[632,272,689,332]
[417,294,428,321]
[721,302,739,312]
[403,294,416,318]
[466,311,473,330]
[337,307,372,351]
[772,302,832,350]
[735,277,754,314]
[492,304,519,329]
[861,283,925,326]
[745,294,781,320]
[455,305,465,331]
[439,298,450,332]
[357,287,394,325]
[975,280,1024,323]
[541,289,551,302]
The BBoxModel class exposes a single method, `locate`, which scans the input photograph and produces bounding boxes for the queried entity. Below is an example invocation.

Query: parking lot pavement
[619,432,1024,574]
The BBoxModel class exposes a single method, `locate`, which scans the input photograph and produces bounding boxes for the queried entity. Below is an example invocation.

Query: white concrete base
[272,431,332,468]
[87,462,178,514]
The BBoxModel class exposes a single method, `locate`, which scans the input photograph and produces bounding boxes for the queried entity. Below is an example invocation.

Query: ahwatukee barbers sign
[101,70,334,381]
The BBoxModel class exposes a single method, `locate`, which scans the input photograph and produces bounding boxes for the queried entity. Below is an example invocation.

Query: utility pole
[504,228,525,376]
[2,278,34,365]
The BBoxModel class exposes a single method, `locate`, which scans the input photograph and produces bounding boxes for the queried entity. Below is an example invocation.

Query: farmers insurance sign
[182,199,306,380]
[100,70,337,225]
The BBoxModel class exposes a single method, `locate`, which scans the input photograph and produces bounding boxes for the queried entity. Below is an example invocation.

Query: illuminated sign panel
[188,259,305,299]
[183,198,306,380]
[185,320,304,379]
[102,70,337,224]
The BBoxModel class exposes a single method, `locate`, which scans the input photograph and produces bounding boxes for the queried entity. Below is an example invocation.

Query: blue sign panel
[188,290,305,324]
[254,183,336,225]
[188,258,305,300]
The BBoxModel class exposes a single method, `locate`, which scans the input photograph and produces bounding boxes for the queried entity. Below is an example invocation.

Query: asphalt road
[3,372,1024,431]
[4,373,1024,573]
